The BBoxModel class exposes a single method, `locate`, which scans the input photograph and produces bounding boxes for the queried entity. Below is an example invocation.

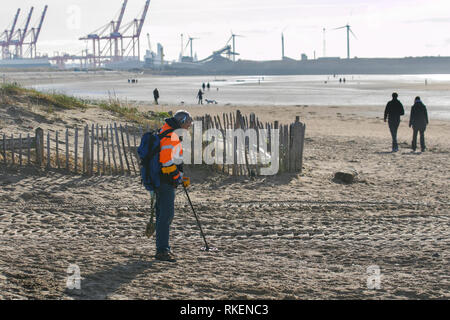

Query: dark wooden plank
[114,123,124,174]
[82,126,87,174]
[56,131,60,169]
[46,132,50,169]
[3,137,37,150]
[125,124,136,175]
[106,125,112,175]
[280,125,284,173]
[90,124,95,175]
[101,125,106,175]
[132,125,139,173]
[2,134,6,166]
[19,134,22,166]
[120,124,130,175]
[299,123,306,173]
[110,124,118,174]
[27,134,31,166]
[285,124,290,173]
[65,129,69,172]
[74,127,78,174]
[96,124,100,175]
[11,134,15,165]
[35,128,44,167]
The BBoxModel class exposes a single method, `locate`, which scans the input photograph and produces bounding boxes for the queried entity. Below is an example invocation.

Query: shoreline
[3,71,450,120]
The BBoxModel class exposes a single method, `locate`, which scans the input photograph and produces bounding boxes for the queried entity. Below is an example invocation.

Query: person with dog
[197,89,204,105]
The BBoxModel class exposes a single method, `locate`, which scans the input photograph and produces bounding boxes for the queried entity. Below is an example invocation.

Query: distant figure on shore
[339,78,342,83]
[409,96,429,152]
[384,92,405,152]
[153,88,160,105]
[343,78,346,83]
[202,83,206,92]
[207,82,210,90]
[197,89,203,105]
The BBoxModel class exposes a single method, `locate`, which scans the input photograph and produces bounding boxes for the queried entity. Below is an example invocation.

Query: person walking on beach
[409,96,429,152]
[384,92,405,152]
[202,83,206,92]
[153,88,160,105]
[207,82,210,91]
[155,110,193,262]
[197,89,203,105]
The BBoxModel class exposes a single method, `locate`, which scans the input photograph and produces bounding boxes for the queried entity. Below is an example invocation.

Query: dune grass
[0,82,168,126]
[0,82,88,111]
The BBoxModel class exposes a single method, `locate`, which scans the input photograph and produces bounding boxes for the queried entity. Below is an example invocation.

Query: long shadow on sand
[186,166,300,187]
[65,259,155,300]
[374,151,423,156]
[374,151,395,155]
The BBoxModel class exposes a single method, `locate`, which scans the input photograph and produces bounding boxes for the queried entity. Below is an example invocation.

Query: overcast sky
[2,0,450,61]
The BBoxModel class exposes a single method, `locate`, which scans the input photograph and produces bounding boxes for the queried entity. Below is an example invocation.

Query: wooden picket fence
[0,111,306,176]
[193,111,306,176]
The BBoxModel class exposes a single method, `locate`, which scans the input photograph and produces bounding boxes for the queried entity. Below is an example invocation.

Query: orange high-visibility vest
[159,123,183,181]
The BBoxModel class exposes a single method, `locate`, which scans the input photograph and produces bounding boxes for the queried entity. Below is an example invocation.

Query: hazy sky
[2,0,450,61]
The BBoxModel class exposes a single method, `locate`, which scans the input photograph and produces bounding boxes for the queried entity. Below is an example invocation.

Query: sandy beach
[0,73,449,300]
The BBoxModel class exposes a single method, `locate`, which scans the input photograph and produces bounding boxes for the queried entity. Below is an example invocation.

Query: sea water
[29,74,450,119]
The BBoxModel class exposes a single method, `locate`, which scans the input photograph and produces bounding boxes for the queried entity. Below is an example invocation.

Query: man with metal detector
[152,110,193,262]
[140,110,216,262]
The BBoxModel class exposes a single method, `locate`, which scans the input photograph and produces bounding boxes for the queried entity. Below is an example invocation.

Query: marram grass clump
[0,82,88,110]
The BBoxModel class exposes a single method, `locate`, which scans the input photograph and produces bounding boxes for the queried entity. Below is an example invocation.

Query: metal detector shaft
[183,184,210,250]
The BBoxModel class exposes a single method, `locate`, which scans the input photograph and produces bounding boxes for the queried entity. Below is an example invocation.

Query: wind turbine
[334,24,357,59]
[280,25,288,61]
[147,33,152,52]
[226,31,244,62]
[180,33,184,59]
[185,35,199,60]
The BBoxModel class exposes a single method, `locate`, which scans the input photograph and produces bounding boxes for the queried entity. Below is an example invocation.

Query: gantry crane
[120,0,150,61]
[27,5,48,58]
[80,0,150,68]
[0,9,21,59]
[10,7,34,58]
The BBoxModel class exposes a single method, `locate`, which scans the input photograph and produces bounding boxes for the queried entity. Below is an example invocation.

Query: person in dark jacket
[153,88,160,105]
[409,96,429,152]
[197,89,203,105]
[384,92,405,152]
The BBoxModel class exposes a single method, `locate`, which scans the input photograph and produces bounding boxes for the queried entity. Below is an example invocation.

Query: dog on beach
[205,99,218,104]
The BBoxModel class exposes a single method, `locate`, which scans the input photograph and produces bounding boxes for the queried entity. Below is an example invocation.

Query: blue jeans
[155,182,175,253]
